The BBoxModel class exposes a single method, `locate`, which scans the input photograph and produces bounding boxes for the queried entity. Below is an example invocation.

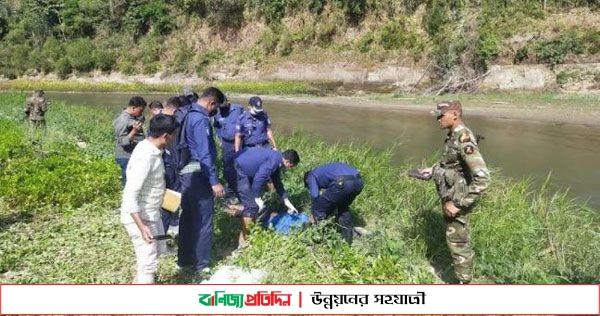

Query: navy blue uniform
[177,103,220,271]
[214,103,244,195]
[305,162,363,244]
[236,111,272,148]
[160,105,189,232]
[234,148,288,218]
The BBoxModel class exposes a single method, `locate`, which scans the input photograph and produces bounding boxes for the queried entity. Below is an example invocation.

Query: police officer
[304,162,364,244]
[417,101,490,284]
[159,96,186,235]
[234,148,300,246]
[178,86,198,111]
[213,97,245,201]
[234,96,278,152]
[177,87,225,273]
[24,89,50,141]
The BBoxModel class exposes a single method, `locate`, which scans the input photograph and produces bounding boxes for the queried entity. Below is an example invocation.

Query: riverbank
[3,78,599,127]
[234,92,600,127]
[1,92,599,284]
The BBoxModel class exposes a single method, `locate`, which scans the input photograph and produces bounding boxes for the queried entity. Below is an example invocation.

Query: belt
[336,174,361,182]
[179,161,201,174]
[246,141,268,147]
[221,138,235,143]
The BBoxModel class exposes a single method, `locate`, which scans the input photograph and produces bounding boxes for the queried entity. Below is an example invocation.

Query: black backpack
[173,105,195,172]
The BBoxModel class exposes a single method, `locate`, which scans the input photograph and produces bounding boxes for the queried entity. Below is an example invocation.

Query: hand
[419,167,433,177]
[212,183,225,198]
[443,201,460,218]
[254,197,265,211]
[283,198,298,214]
[140,224,154,244]
[272,147,278,151]
[132,121,143,131]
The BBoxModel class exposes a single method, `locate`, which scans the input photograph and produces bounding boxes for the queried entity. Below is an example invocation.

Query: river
[47,92,600,209]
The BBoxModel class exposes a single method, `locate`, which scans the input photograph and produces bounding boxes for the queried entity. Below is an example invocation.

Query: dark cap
[431,101,462,117]
[221,95,230,107]
[249,96,263,112]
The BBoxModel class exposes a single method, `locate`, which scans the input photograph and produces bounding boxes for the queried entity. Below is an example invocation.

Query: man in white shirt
[120,114,180,284]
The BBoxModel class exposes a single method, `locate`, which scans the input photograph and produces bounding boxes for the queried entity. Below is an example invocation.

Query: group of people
[114,86,490,285]
[115,86,366,284]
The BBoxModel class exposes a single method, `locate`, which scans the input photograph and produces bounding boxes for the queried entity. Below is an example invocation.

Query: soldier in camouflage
[24,90,50,140]
[418,101,490,284]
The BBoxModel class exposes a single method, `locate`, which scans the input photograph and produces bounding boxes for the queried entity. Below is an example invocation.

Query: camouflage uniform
[431,123,490,283]
[24,90,50,140]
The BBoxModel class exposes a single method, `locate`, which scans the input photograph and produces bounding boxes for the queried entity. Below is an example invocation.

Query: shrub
[93,49,117,73]
[258,26,282,54]
[65,38,97,73]
[535,36,584,67]
[206,0,245,29]
[195,50,222,76]
[514,47,529,64]
[423,0,447,37]
[357,32,374,53]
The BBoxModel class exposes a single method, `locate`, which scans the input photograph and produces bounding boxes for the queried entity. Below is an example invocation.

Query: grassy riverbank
[3,79,600,127]
[0,92,598,284]
[0,79,318,96]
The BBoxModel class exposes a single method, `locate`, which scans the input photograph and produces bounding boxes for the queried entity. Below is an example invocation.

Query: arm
[305,172,320,200]
[456,141,490,209]
[267,128,277,150]
[270,168,288,199]
[234,133,242,152]
[24,101,32,114]
[251,164,275,197]
[234,116,244,152]
[41,99,50,112]
[131,212,154,243]
[114,117,141,147]
[121,153,154,243]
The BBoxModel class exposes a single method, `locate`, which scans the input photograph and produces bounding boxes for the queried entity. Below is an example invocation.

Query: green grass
[0,92,598,284]
[0,79,318,96]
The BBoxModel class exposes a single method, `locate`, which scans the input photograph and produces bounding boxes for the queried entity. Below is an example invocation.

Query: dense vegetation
[0,91,599,284]
[0,0,599,88]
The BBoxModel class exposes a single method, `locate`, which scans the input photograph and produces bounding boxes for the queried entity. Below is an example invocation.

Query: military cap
[431,101,462,117]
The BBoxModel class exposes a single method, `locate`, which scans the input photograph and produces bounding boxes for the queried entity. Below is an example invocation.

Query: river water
[47,92,600,209]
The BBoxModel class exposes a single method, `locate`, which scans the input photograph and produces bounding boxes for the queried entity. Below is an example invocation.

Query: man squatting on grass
[120,114,179,284]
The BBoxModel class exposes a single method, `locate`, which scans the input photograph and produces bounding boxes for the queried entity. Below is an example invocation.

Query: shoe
[224,204,244,217]
[164,244,177,255]
[225,196,240,206]
[167,225,179,237]
[353,226,369,237]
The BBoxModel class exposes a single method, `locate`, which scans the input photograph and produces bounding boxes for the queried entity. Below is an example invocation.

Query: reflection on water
[47,92,600,208]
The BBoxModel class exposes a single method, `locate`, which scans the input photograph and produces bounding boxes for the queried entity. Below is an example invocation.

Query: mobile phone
[152,234,170,240]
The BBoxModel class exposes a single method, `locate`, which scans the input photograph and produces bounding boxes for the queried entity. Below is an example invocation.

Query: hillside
[1,1,599,93]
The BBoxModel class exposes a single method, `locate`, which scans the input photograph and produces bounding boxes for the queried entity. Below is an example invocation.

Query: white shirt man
[120,114,179,284]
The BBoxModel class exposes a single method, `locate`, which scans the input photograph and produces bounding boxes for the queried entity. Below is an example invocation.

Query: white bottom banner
[1,284,598,314]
